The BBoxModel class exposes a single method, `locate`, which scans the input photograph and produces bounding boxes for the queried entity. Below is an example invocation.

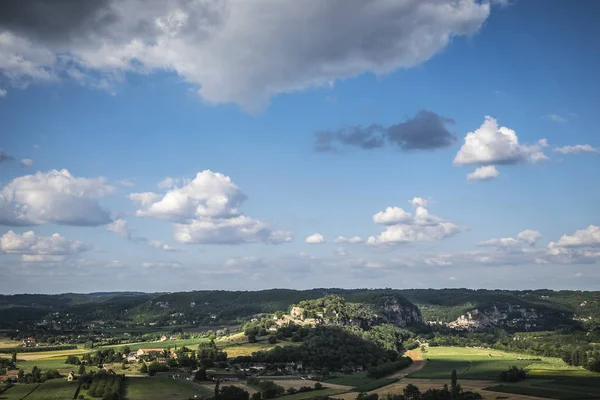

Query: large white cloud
[367,198,461,245]
[550,225,600,248]
[454,116,547,166]
[132,170,292,245]
[131,170,245,221]
[0,0,491,111]
[0,169,115,226]
[0,230,91,262]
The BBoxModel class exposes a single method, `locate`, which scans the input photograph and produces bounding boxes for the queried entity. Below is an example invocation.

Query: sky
[1,0,599,294]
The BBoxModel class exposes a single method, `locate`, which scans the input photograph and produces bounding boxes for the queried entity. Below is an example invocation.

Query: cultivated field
[411,346,593,380]
[123,376,211,400]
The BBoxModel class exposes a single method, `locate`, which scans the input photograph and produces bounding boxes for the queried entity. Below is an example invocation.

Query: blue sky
[1,0,599,293]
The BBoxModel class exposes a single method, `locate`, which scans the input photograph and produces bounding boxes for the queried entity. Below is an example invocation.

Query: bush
[367,357,412,379]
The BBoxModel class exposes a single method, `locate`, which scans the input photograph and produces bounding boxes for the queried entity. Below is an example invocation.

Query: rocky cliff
[441,302,570,331]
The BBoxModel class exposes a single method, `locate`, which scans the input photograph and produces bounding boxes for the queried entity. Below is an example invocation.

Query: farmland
[123,377,210,400]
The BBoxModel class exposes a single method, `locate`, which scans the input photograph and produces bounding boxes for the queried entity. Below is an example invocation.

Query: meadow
[0,384,39,400]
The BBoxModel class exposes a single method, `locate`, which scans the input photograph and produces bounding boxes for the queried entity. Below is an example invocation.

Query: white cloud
[479,229,542,248]
[149,240,183,252]
[0,230,90,262]
[517,229,543,246]
[106,218,132,239]
[408,197,429,208]
[157,177,180,189]
[553,144,599,154]
[0,0,490,111]
[538,138,549,148]
[175,216,292,245]
[550,225,600,248]
[367,199,461,245]
[0,88,6,97]
[0,169,115,226]
[478,237,520,248]
[305,233,325,244]
[132,170,292,245]
[467,165,499,181]
[373,207,412,225]
[131,170,245,221]
[19,158,34,168]
[454,116,547,166]
[544,114,568,123]
[333,236,363,244]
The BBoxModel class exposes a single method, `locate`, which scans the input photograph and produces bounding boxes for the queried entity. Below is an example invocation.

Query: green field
[15,356,100,375]
[123,377,210,400]
[101,337,210,351]
[352,378,399,392]
[411,346,592,380]
[277,388,347,400]
[410,347,600,400]
[25,380,79,400]
[325,371,374,387]
[487,380,600,400]
[0,384,39,400]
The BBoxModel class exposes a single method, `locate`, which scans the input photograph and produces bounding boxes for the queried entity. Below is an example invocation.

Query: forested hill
[400,289,600,329]
[0,288,598,330]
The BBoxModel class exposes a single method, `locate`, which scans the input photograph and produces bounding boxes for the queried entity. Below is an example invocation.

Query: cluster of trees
[367,357,413,379]
[380,371,482,400]
[81,370,124,400]
[248,326,395,370]
[216,378,325,400]
[14,367,61,384]
[563,349,600,372]
[246,378,285,398]
[74,349,125,367]
[0,353,16,375]
[499,366,526,382]
[198,340,228,367]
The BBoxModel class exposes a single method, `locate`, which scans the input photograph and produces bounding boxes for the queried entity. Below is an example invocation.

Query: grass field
[352,378,399,393]
[0,384,39,400]
[325,371,374,387]
[408,347,600,400]
[0,339,20,349]
[220,341,297,358]
[486,381,600,400]
[411,347,593,380]
[278,388,347,400]
[101,337,210,351]
[25,380,79,400]
[15,356,101,375]
[124,377,210,400]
